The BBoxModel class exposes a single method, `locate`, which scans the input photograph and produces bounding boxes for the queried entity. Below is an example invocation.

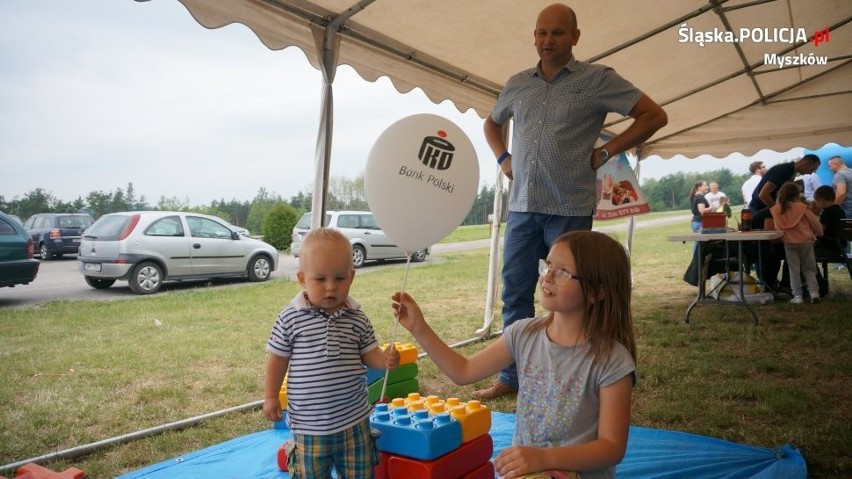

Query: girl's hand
[384,345,400,370]
[391,292,425,335]
[494,445,547,479]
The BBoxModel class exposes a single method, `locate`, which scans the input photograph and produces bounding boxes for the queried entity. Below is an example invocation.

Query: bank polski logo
[419,131,454,170]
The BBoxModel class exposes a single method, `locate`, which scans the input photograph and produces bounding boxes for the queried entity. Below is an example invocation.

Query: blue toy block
[370,403,462,460]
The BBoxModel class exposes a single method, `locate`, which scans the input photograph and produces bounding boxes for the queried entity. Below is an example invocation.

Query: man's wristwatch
[599,147,611,162]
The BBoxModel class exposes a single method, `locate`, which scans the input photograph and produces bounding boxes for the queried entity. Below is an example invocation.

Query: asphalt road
[0,214,689,308]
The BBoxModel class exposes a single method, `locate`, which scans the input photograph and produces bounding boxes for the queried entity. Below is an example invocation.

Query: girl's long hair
[528,231,637,364]
[775,181,802,215]
[689,181,706,202]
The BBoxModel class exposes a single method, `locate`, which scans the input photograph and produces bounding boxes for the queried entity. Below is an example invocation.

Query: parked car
[77,211,279,294]
[291,211,429,268]
[23,213,95,260]
[0,211,40,288]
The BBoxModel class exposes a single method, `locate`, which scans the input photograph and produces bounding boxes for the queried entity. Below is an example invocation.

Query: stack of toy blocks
[370,392,494,479]
[366,342,420,403]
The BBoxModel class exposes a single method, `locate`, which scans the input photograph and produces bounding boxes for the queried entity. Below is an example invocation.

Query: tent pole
[308,1,375,229]
[0,401,264,477]
[477,122,510,337]
[309,27,337,229]
[477,164,504,337]
[625,146,645,256]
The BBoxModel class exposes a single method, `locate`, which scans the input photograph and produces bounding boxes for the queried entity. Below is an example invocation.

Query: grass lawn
[1,217,850,478]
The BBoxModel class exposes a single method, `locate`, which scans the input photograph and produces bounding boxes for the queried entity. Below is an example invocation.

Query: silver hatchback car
[77,211,279,294]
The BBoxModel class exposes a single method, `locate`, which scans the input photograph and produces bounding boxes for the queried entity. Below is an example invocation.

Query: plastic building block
[384,393,491,443]
[387,433,493,479]
[369,378,419,404]
[430,398,491,443]
[277,371,288,411]
[382,342,418,365]
[370,403,462,460]
[459,461,495,479]
[14,463,86,479]
[276,443,288,471]
[374,452,391,479]
[366,362,418,385]
[273,410,288,430]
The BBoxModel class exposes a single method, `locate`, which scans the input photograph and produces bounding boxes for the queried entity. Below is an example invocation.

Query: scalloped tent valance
[176,0,851,160]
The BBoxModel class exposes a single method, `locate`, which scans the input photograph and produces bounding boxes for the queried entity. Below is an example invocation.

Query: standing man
[828,155,852,262]
[478,3,667,400]
[704,182,728,211]
[741,161,765,206]
[802,173,822,203]
[828,156,852,218]
[749,154,821,212]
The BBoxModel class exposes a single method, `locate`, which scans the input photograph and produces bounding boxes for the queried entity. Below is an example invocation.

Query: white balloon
[365,114,479,252]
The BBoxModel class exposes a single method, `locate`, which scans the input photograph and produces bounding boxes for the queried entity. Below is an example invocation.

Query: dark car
[0,211,40,288]
[23,213,95,260]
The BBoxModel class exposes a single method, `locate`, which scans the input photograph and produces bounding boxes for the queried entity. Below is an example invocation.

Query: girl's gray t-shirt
[504,317,637,479]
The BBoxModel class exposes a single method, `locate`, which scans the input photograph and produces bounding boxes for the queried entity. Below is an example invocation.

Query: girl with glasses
[392,231,636,479]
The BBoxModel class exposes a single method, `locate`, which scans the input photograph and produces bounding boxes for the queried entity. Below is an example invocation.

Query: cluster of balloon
[365,114,479,401]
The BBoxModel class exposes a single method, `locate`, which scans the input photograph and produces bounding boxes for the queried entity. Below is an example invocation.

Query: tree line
[1,166,763,233]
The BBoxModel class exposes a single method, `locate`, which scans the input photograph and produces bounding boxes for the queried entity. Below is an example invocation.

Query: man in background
[828,156,852,265]
[749,155,820,212]
[803,173,822,203]
[705,182,727,211]
[741,161,765,206]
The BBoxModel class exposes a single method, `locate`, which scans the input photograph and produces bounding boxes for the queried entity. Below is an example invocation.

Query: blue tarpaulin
[118,412,806,478]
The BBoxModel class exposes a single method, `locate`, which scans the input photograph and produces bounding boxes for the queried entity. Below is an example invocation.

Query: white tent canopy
[172,0,850,333]
[177,0,851,159]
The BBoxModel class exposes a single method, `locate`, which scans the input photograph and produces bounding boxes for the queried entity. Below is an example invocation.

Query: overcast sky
[0,0,807,208]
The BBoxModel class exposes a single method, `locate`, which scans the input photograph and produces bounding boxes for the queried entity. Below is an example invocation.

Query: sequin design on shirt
[518,362,585,446]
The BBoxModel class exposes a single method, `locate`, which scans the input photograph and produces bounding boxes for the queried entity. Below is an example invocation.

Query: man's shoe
[811,295,821,304]
[790,296,804,304]
[472,381,516,400]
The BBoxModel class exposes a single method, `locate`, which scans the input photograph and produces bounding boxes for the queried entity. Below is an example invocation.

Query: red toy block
[374,452,391,479]
[15,463,85,479]
[387,433,493,479]
[459,460,495,479]
[276,443,288,471]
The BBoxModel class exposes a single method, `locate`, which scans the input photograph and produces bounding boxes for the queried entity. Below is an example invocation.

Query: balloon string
[380,254,412,402]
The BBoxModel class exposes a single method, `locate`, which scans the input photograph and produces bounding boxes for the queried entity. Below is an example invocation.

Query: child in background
[813,185,847,257]
[263,228,399,479]
[812,185,847,296]
[393,231,636,479]
[770,182,823,304]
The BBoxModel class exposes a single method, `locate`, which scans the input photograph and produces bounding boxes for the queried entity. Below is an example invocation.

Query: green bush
[261,203,298,251]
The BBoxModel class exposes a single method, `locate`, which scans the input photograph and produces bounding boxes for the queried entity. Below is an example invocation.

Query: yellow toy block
[278,373,288,410]
[382,342,418,365]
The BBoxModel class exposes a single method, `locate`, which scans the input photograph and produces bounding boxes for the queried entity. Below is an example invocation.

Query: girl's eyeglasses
[538,259,582,285]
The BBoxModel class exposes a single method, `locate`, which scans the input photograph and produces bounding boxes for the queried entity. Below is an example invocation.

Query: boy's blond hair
[299,228,353,268]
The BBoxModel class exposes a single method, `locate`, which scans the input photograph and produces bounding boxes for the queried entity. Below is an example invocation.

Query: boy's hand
[385,346,400,370]
[263,398,283,422]
[391,292,425,334]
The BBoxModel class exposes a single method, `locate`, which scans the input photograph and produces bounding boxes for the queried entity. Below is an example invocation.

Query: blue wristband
[497,151,510,165]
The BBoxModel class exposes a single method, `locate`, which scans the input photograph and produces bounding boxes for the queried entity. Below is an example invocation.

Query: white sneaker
[790,296,804,304]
